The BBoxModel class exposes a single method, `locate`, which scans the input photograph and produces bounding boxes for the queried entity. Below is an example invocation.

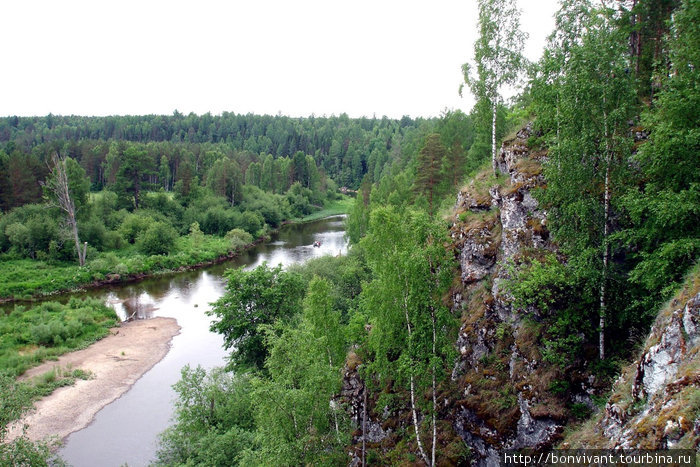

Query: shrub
[238,211,263,235]
[136,222,178,256]
[119,213,154,244]
[201,206,238,236]
[225,229,253,250]
[103,230,125,250]
[79,218,107,251]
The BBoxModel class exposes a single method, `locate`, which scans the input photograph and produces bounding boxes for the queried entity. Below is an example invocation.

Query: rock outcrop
[342,123,698,465]
[572,281,700,450]
[340,355,393,466]
[449,125,578,465]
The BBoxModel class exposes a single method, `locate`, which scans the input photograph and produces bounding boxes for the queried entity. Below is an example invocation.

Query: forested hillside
[1,0,698,465]
[0,112,461,298]
[0,112,430,207]
[151,0,698,464]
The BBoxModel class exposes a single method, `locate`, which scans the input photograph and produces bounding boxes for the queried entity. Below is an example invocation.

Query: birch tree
[43,153,89,266]
[462,0,527,175]
[532,0,636,360]
[361,207,455,465]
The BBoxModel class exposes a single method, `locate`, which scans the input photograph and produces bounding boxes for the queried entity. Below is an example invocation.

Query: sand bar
[7,317,181,443]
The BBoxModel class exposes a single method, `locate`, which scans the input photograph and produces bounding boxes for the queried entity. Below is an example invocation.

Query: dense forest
[1,0,698,464]
[0,111,475,298]
[0,112,431,205]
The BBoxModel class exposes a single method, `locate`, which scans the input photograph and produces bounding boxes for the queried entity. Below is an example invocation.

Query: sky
[0,0,558,119]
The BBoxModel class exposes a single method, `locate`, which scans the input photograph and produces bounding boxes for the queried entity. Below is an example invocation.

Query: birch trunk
[599,104,611,361]
[599,162,610,361]
[492,97,498,176]
[402,292,430,466]
[47,153,86,266]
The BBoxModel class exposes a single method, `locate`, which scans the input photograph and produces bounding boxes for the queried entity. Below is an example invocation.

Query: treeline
[0,110,442,297]
[0,112,429,207]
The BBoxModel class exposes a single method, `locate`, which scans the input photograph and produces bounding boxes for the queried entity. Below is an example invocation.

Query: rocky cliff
[341,124,699,465]
[448,124,583,465]
[564,271,700,451]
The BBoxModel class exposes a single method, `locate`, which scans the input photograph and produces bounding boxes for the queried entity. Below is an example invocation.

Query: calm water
[55,215,347,467]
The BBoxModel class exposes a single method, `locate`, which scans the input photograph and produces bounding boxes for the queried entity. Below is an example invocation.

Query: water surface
[57,216,347,467]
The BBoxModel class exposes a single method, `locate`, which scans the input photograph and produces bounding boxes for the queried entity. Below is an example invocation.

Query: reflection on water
[57,216,347,467]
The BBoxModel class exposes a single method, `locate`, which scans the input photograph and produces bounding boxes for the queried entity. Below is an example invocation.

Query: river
[56,215,347,467]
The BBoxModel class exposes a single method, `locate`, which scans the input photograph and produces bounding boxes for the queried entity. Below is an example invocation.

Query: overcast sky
[0,0,558,119]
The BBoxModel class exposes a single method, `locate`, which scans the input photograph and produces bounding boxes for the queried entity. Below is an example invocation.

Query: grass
[0,234,235,300]
[0,297,117,377]
[294,195,353,222]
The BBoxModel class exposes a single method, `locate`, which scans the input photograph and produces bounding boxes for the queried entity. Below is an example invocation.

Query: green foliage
[286,181,316,218]
[119,211,155,244]
[289,246,370,317]
[617,0,700,309]
[113,144,155,209]
[292,196,352,223]
[154,366,255,466]
[207,158,242,207]
[243,320,348,465]
[208,263,306,371]
[462,0,528,172]
[360,206,457,458]
[159,251,367,465]
[346,177,372,244]
[0,298,117,377]
[414,133,448,216]
[225,228,253,251]
[136,221,178,256]
[506,253,569,312]
[0,373,66,466]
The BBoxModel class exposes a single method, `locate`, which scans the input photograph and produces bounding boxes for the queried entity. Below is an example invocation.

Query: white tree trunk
[599,162,610,361]
[47,153,86,266]
[492,97,498,176]
[402,292,430,466]
[599,104,611,361]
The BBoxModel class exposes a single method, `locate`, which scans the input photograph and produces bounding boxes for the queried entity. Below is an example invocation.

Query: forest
[1,0,699,464]
[0,111,446,298]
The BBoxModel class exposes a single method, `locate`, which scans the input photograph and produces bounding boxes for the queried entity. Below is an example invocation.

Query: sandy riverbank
[7,317,181,443]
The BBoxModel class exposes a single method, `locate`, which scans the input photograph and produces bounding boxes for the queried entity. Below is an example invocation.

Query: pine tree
[414,134,447,216]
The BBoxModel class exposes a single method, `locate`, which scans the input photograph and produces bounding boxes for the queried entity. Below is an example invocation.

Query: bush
[103,230,125,250]
[201,206,239,236]
[93,190,119,228]
[136,222,178,256]
[238,211,263,236]
[119,213,154,244]
[225,229,253,250]
[4,223,30,254]
[79,218,107,251]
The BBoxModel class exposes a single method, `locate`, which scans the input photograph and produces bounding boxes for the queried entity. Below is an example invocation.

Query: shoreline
[6,317,181,444]
[0,213,349,305]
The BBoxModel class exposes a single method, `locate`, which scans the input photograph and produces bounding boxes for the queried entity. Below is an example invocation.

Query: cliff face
[342,124,699,465]
[565,273,700,451]
[450,124,579,465]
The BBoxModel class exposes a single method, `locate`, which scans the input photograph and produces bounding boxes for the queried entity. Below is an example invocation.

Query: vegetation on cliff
[1,0,697,464]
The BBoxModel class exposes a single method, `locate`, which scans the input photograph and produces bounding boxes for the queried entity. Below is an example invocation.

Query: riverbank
[6,317,180,444]
[0,203,351,304]
[293,197,353,223]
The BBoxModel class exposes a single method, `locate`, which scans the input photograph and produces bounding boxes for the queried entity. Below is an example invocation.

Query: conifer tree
[414,133,447,216]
